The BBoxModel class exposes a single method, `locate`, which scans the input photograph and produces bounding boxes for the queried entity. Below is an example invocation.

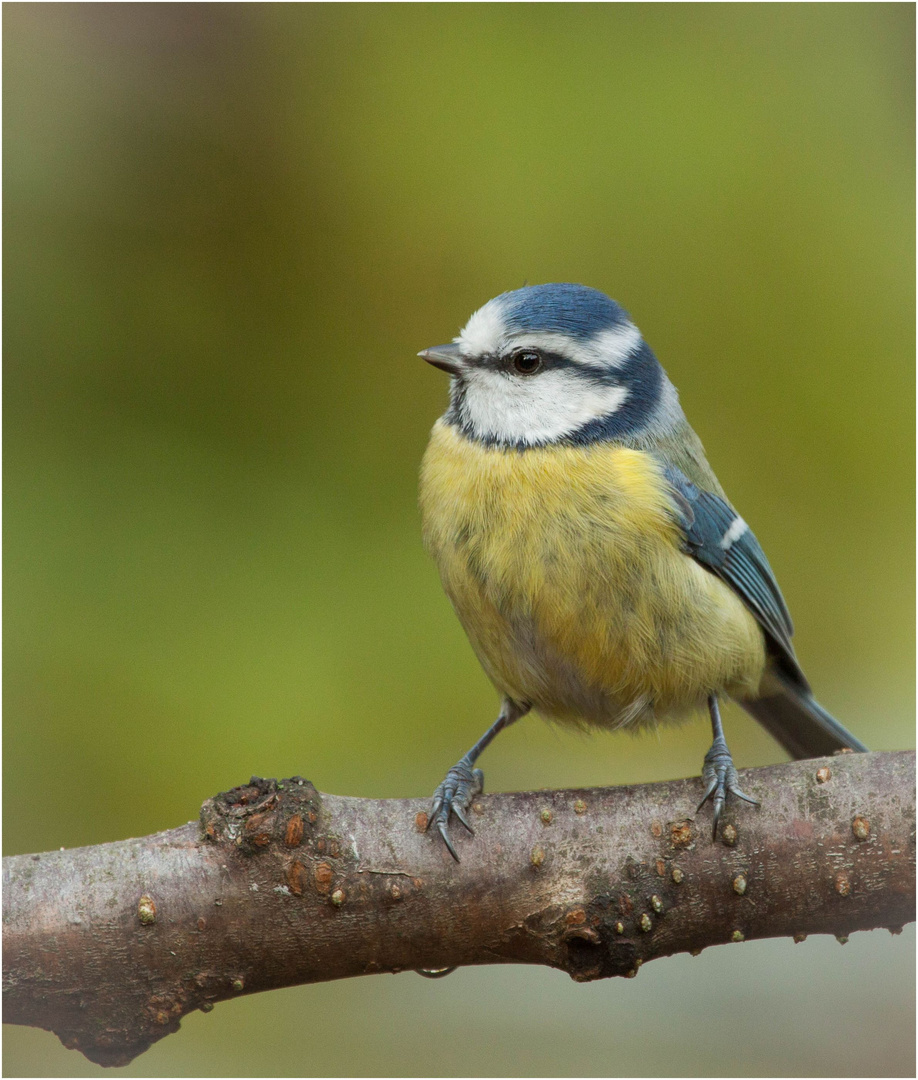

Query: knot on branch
[200,776,321,856]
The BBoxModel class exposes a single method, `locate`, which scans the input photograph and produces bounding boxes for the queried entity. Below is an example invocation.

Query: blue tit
[418,282,867,860]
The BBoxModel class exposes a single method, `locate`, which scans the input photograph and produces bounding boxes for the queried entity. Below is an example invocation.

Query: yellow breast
[420,420,766,728]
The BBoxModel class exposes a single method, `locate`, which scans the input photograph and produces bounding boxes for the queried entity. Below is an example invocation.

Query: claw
[450,803,475,835]
[697,778,718,812]
[730,786,759,806]
[699,732,759,841]
[711,794,725,840]
[426,757,484,861]
[436,820,460,862]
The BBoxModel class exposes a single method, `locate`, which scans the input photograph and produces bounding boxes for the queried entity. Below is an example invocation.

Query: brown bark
[3,750,914,1068]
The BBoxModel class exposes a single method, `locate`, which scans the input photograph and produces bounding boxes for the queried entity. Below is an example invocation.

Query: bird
[417,282,867,860]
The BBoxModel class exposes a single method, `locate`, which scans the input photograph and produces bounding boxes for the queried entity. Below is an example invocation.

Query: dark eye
[511,349,543,375]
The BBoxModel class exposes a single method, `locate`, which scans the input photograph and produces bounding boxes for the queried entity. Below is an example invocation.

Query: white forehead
[455,298,509,356]
[455,296,642,369]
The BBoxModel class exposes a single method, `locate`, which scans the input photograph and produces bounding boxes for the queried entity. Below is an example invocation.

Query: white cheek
[460,370,629,444]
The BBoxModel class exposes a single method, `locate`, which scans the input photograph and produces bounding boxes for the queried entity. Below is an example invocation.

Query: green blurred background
[4,3,914,1076]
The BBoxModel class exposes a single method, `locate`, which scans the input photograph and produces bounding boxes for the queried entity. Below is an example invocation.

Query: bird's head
[420,283,681,449]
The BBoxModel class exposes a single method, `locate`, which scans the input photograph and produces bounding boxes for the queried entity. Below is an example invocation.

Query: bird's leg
[427,697,530,861]
[698,693,759,840]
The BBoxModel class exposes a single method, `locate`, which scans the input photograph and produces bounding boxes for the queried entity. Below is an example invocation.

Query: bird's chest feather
[421,422,764,723]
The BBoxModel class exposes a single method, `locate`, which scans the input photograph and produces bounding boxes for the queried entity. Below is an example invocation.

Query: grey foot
[698,735,759,840]
[427,757,483,861]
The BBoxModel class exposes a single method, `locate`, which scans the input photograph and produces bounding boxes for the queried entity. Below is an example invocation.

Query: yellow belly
[420,421,766,729]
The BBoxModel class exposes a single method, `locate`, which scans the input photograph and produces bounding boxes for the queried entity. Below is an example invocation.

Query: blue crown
[498,283,631,340]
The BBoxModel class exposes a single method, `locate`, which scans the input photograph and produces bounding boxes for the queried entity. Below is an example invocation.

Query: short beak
[419,343,464,375]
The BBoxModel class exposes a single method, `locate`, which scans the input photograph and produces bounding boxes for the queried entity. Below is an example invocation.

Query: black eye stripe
[508,349,620,384]
[492,348,587,374]
[477,347,636,387]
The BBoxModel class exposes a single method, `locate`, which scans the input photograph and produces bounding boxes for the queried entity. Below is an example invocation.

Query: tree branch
[3,750,914,1067]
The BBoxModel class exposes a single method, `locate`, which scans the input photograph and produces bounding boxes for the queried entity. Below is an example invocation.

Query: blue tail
[741,672,868,759]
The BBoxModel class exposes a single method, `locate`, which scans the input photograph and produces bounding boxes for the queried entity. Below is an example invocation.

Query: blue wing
[663,465,808,691]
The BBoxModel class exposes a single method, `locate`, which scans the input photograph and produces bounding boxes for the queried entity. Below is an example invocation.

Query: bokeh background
[4,4,914,1077]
